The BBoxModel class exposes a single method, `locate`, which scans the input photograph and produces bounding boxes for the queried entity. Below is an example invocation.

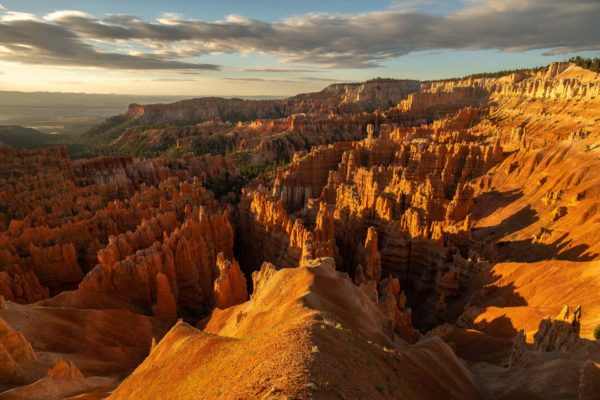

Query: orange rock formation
[213,252,248,309]
[109,258,480,399]
[1,62,599,399]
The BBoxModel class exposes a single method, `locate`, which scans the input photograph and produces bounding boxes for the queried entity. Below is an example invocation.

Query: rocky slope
[110,258,479,400]
[0,147,243,398]
[87,63,600,165]
[0,62,599,399]
[230,63,600,399]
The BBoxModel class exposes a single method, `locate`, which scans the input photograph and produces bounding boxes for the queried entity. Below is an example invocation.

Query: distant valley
[0,91,282,136]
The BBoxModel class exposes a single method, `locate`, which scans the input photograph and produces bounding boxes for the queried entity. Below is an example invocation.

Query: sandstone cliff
[123,79,420,126]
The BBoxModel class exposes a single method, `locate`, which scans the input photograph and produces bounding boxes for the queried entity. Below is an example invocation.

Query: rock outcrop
[0,266,49,303]
[378,276,418,343]
[213,252,248,309]
[0,147,239,306]
[109,258,480,400]
[151,273,177,321]
[240,123,500,323]
[47,359,85,380]
[0,316,36,384]
[80,206,235,316]
[0,146,248,396]
[533,305,583,352]
[360,227,382,282]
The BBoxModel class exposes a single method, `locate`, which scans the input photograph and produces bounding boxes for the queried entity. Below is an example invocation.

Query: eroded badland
[0,62,599,399]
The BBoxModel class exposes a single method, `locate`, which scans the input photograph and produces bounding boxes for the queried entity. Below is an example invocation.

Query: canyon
[0,62,599,399]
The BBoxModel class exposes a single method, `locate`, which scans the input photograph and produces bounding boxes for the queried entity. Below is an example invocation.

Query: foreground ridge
[111,259,480,400]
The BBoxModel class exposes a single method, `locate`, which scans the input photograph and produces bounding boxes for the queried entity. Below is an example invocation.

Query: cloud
[222,77,295,83]
[0,0,597,70]
[222,76,340,84]
[150,78,198,82]
[242,67,322,73]
[388,0,440,13]
[297,77,340,83]
[0,14,221,70]
[0,11,38,22]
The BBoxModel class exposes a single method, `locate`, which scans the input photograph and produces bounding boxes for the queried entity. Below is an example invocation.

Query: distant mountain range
[0,91,284,136]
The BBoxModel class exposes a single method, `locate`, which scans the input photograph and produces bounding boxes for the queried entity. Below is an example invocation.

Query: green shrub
[568,56,600,73]
[594,324,600,340]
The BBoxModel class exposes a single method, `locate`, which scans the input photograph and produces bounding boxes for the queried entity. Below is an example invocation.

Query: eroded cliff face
[420,63,600,150]
[229,64,600,399]
[239,126,501,322]
[124,79,420,125]
[78,185,235,318]
[109,111,381,165]
[90,79,423,161]
[1,63,599,400]
[0,148,237,304]
[0,147,246,398]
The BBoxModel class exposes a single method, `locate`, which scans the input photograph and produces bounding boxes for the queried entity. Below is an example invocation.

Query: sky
[0,0,598,96]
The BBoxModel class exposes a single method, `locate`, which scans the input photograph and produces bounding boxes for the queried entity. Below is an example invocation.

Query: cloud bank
[0,0,597,70]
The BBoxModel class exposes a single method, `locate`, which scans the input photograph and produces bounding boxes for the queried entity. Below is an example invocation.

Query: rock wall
[124,79,420,125]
